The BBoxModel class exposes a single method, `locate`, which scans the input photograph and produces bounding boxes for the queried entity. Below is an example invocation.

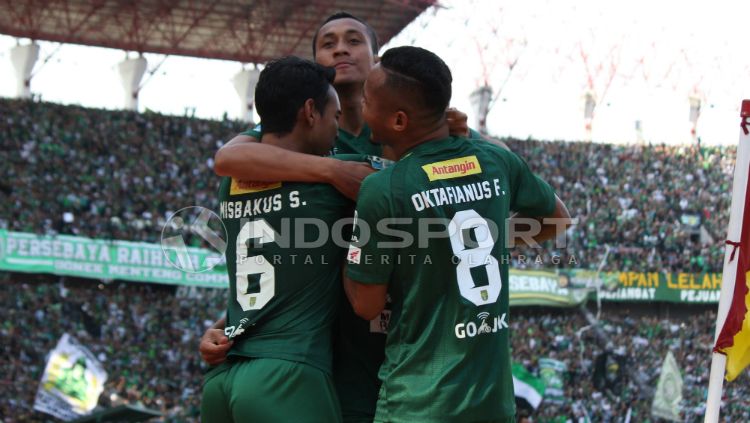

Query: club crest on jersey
[422,155,482,181]
[230,179,281,195]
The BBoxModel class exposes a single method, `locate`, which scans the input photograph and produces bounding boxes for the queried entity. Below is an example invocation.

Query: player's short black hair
[379,46,452,120]
[312,12,379,56]
[254,56,336,135]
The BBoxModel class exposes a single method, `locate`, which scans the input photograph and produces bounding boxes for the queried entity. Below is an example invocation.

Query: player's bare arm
[342,269,388,321]
[510,195,572,246]
[214,139,375,200]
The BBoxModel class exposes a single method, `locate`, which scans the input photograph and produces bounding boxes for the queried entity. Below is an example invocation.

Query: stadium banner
[600,271,721,304]
[33,333,107,421]
[0,230,229,288]
[0,230,722,302]
[509,269,722,305]
[509,269,594,306]
[538,358,567,404]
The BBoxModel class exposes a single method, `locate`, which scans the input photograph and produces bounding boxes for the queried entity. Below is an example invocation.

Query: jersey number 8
[449,209,502,306]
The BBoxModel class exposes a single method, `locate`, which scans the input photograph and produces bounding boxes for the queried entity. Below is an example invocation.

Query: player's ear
[373,55,380,64]
[303,98,316,127]
[393,111,408,132]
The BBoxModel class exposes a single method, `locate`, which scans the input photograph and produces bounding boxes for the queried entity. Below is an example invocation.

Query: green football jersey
[333,126,382,156]
[218,169,353,374]
[468,128,483,140]
[240,124,383,156]
[346,137,556,422]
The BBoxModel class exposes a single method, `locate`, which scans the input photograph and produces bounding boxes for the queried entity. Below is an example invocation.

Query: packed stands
[1,274,747,422]
[0,98,741,421]
[506,139,733,274]
[0,98,733,273]
[0,98,245,244]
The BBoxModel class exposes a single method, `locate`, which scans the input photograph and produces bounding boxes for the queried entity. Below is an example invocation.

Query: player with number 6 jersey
[200,56,374,423]
[217,176,353,372]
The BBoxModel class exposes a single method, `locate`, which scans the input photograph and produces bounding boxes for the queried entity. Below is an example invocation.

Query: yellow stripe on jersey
[422,155,482,181]
[230,179,281,195]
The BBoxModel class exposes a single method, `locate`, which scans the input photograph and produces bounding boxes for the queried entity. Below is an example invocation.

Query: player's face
[362,66,395,144]
[310,86,341,155]
[314,18,375,86]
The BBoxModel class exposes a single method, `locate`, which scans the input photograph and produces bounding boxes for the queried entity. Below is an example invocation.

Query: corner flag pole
[704,100,750,422]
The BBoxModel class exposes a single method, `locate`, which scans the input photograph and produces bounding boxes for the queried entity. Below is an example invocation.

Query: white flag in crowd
[651,350,683,422]
[33,333,107,421]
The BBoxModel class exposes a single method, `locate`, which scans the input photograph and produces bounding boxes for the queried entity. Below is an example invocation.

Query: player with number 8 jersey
[343,46,568,423]
[347,137,556,422]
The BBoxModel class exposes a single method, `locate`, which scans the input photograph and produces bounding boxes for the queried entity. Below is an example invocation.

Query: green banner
[599,271,721,304]
[509,269,721,305]
[508,269,592,306]
[0,231,724,304]
[0,230,228,288]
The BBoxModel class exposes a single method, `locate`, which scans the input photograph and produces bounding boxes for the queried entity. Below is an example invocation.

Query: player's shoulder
[239,123,262,138]
[469,136,512,156]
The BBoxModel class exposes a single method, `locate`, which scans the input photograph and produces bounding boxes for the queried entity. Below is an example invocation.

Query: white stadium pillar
[10,43,40,99]
[584,91,596,140]
[469,85,493,134]
[689,95,701,141]
[118,56,147,111]
[233,68,261,123]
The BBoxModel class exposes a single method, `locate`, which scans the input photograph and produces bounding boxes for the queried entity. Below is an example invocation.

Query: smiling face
[314,18,376,86]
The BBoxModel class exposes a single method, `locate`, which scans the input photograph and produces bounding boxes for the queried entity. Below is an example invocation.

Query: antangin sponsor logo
[422,155,482,181]
[454,312,508,339]
[230,179,281,195]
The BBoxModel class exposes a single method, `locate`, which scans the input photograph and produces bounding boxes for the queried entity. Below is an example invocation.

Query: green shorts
[201,357,342,423]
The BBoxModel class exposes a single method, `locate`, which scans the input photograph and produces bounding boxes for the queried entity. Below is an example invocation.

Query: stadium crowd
[0,273,224,422]
[0,98,735,273]
[505,139,734,274]
[0,98,244,244]
[1,274,746,422]
[512,307,750,422]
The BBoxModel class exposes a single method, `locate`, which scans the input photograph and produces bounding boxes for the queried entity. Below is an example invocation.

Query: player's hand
[199,328,233,366]
[446,107,470,137]
[328,160,376,200]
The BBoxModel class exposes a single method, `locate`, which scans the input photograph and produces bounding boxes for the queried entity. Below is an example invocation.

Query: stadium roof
[0,0,436,63]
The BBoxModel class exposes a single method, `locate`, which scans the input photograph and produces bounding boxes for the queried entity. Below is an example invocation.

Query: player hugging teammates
[197,12,570,423]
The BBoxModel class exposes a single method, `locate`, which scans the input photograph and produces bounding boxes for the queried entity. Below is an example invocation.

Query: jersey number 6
[235,219,276,311]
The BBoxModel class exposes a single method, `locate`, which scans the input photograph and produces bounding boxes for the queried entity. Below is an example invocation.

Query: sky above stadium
[1,0,749,145]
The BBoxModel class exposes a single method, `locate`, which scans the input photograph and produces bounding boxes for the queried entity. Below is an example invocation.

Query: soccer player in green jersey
[200,14,391,423]
[200,56,352,422]
[200,13,501,423]
[343,46,571,422]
